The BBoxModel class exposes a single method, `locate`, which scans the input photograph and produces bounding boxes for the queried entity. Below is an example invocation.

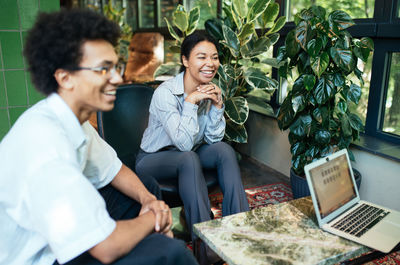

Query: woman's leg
[196,142,250,216]
[136,150,211,236]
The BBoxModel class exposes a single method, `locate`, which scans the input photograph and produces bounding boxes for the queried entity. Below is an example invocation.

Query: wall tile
[9,106,27,126]
[0,72,7,107]
[26,73,44,105]
[0,32,24,69]
[0,1,20,30]
[20,0,39,30]
[5,70,27,106]
[0,109,10,139]
[39,0,60,12]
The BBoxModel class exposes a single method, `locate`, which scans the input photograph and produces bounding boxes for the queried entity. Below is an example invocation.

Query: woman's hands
[185,83,223,109]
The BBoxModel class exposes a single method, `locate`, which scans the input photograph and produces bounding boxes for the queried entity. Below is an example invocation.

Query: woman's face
[182,40,220,85]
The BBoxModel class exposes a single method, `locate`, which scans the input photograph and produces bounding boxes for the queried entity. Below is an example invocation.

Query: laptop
[304,149,400,253]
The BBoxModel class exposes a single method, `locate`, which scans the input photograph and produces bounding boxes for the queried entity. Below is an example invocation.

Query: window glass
[160,0,180,27]
[126,0,138,31]
[382,53,400,136]
[286,0,375,21]
[185,0,217,29]
[139,0,154,28]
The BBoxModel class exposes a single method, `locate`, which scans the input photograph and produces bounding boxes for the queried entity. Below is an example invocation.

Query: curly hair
[23,8,121,95]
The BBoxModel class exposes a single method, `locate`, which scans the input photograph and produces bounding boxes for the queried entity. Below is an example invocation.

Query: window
[185,0,217,29]
[160,0,180,27]
[139,0,155,28]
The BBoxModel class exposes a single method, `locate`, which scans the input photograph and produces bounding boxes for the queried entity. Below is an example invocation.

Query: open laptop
[304,149,400,253]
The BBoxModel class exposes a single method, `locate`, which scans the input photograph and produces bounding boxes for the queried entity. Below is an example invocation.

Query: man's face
[70,40,123,114]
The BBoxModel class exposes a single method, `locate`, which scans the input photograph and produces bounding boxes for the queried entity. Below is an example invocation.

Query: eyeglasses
[73,63,124,76]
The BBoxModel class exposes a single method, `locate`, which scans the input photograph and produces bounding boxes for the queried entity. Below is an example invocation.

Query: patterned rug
[209,183,293,218]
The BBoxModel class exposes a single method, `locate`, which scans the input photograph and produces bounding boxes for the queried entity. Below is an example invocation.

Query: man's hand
[139,199,173,235]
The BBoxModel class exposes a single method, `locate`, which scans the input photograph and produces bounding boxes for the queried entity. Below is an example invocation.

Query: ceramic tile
[39,0,60,12]
[5,70,27,106]
[9,106,27,126]
[0,1,20,30]
[0,108,10,140]
[0,32,24,69]
[0,72,7,107]
[26,73,44,105]
[20,0,39,30]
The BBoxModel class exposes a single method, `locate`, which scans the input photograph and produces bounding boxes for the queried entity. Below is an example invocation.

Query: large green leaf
[314,76,335,104]
[222,25,240,57]
[307,38,323,57]
[246,95,274,116]
[164,18,180,42]
[310,52,329,78]
[173,10,188,32]
[312,106,328,124]
[337,99,348,114]
[290,115,312,138]
[311,5,326,19]
[328,10,355,30]
[285,30,300,58]
[205,19,224,41]
[291,95,306,114]
[247,0,270,22]
[266,16,286,34]
[225,96,249,125]
[225,121,248,143]
[261,2,279,25]
[295,21,310,50]
[238,22,255,45]
[153,62,180,78]
[187,7,200,35]
[340,113,352,136]
[277,95,295,129]
[360,37,374,50]
[241,36,271,58]
[244,67,278,91]
[303,74,316,91]
[348,113,364,131]
[268,33,280,45]
[331,72,345,87]
[233,0,248,18]
[291,141,306,156]
[315,130,331,145]
[348,83,361,104]
[330,47,355,72]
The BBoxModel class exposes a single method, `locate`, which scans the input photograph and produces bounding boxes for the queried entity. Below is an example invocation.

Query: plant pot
[290,168,362,199]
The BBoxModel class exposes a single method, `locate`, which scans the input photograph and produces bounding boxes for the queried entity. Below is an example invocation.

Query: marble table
[193,197,369,265]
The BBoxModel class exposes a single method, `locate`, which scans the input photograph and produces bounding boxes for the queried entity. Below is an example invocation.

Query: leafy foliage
[277,6,374,176]
[205,0,285,143]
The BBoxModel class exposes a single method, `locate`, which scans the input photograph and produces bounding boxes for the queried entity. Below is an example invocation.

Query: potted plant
[204,0,286,143]
[276,6,374,198]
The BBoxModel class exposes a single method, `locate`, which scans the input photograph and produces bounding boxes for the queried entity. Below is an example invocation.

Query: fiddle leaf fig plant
[276,6,374,176]
[154,5,200,77]
[205,0,285,143]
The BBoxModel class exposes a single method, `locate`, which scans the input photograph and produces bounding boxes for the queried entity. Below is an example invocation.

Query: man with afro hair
[0,8,198,265]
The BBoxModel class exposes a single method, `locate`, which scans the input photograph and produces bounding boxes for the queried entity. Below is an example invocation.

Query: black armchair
[97,83,218,207]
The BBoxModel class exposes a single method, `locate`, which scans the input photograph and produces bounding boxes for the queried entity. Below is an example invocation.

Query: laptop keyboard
[332,203,390,237]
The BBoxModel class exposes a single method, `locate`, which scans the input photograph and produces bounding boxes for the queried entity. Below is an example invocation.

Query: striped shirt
[140,72,225,153]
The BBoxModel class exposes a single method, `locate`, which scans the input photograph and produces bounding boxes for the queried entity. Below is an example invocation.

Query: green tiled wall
[0,0,59,140]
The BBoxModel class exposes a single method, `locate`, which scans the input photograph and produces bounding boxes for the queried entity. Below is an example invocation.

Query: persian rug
[209,182,293,218]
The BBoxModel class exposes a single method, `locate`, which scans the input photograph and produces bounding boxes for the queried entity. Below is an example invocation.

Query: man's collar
[46,93,86,149]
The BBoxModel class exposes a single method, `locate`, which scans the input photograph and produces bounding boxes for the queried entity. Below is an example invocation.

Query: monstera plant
[276,6,374,176]
[205,0,286,143]
[154,5,200,77]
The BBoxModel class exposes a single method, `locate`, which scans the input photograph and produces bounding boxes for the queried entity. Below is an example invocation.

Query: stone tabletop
[193,197,369,265]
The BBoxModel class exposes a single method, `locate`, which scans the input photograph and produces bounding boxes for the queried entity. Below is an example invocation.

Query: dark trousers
[135,142,249,264]
[54,174,198,265]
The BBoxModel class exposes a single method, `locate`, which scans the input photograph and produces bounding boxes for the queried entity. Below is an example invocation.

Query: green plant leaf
[328,10,355,30]
[307,38,323,57]
[303,74,316,91]
[337,99,348,114]
[225,96,249,125]
[348,113,364,131]
[360,37,374,50]
[187,7,200,35]
[173,10,188,33]
[315,130,331,145]
[348,83,361,104]
[295,21,310,50]
[225,121,248,143]
[247,0,270,22]
[292,95,306,114]
[233,0,248,18]
[222,25,240,57]
[261,2,279,25]
[292,154,307,175]
[205,19,224,41]
[153,62,181,78]
[277,95,295,130]
[238,22,255,45]
[341,113,352,136]
[291,141,306,156]
[314,76,335,104]
[266,16,286,34]
[305,145,320,158]
[285,30,300,58]
[310,52,329,78]
[331,73,345,87]
[290,115,312,138]
[268,33,280,45]
[241,36,271,58]
[164,18,181,41]
[246,95,274,115]
[244,67,278,91]
[354,66,364,86]
[311,5,326,19]
[312,106,328,123]
[330,47,355,72]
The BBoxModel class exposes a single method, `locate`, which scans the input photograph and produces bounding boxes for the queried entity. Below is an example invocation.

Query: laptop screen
[309,153,357,218]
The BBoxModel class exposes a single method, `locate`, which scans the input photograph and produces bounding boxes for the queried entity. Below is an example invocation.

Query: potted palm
[276,6,374,198]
